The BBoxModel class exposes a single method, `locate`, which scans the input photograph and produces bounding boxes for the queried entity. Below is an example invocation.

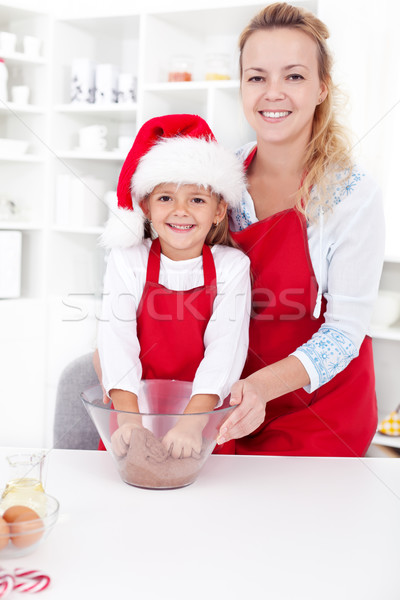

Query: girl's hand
[162,416,205,459]
[111,419,143,457]
[217,376,268,444]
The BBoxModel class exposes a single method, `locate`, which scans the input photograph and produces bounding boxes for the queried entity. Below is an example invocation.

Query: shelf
[52,225,104,235]
[56,150,125,161]
[0,221,43,231]
[384,255,400,264]
[372,432,400,449]
[143,80,240,92]
[55,103,138,118]
[371,326,400,342]
[0,154,44,163]
[0,103,46,115]
[0,51,46,66]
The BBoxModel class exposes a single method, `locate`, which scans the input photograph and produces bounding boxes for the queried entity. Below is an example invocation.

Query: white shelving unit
[0,0,399,451]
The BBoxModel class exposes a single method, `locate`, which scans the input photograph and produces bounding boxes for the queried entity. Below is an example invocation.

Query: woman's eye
[287,73,304,81]
[248,76,264,82]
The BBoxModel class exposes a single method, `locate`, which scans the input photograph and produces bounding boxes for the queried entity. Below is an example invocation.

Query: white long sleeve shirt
[230,142,385,393]
[98,240,251,404]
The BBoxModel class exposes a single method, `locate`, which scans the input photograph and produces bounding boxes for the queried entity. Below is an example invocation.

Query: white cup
[78,124,108,152]
[11,85,30,105]
[23,35,41,57]
[71,58,95,104]
[95,64,119,104]
[117,73,137,103]
[0,32,17,54]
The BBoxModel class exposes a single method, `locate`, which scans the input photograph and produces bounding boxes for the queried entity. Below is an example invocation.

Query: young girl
[97,113,251,459]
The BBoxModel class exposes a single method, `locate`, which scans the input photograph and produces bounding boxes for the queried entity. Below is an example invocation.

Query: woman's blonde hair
[239,2,354,215]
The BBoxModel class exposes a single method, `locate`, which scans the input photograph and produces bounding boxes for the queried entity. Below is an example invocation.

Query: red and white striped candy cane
[0,569,15,599]
[13,569,51,593]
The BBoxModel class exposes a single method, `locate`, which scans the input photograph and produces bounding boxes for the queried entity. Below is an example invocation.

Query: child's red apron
[224,154,377,456]
[136,238,217,382]
[98,238,217,450]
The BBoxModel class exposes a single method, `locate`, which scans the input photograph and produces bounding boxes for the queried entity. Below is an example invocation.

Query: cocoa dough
[118,427,206,489]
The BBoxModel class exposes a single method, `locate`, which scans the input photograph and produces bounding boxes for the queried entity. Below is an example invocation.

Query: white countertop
[1,449,400,600]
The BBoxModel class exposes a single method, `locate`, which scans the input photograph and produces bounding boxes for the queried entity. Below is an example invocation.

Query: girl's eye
[191,197,206,204]
[158,195,172,202]
[287,73,304,81]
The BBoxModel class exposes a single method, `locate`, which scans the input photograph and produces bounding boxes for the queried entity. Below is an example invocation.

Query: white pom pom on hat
[100,113,246,248]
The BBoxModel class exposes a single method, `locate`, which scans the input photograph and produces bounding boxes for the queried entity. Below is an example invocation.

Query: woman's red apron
[226,153,377,456]
[98,238,217,450]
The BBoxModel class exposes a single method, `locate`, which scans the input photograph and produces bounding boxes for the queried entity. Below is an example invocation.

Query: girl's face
[141,183,227,261]
[241,27,327,148]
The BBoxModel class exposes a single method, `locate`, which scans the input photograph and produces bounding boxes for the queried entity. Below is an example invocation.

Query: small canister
[168,56,193,82]
[205,53,231,81]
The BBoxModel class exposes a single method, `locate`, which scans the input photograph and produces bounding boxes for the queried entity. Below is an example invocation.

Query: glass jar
[168,56,193,82]
[205,53,231,81]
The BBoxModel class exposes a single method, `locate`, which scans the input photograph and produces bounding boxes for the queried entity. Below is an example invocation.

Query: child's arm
[98,247,145,408]
[191,246,251,405]
[110,389,142,457]
[162,394,218,459]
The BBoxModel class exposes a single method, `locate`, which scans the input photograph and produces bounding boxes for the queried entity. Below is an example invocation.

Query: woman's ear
[318,80,328,104]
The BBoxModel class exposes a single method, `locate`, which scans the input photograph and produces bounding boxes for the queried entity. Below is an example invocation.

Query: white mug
[78,124,108,151]
[117,73,137,103]
[71,58,95,104]
[0,32,17,54]
[23,35,41,57]
[11,85,30,105]
[95,63,119,104]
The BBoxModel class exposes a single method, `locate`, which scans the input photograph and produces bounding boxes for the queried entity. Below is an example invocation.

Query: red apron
[225,153,377,457]
[136,237,217,382]
[98,238,217,450]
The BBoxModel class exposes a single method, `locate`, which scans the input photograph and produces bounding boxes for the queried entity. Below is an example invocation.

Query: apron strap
[146,237,161,283]
[202,244,217,289]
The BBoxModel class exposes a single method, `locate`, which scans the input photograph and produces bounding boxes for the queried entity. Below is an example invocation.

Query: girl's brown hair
[239,2,353,216]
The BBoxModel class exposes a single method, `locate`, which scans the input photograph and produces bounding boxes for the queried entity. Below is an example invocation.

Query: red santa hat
[100,113,246,247]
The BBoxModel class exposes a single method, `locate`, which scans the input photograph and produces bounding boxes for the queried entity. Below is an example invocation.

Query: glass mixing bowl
[81,380,235,490]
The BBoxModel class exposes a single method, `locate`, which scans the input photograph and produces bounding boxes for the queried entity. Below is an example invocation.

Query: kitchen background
[0,0,399,452]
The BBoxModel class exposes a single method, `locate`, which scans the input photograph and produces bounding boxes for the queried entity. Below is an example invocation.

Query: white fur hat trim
[99,207,145,248]
[132,136,245,209]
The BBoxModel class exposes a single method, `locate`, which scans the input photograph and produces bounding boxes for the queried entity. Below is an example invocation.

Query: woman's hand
[217,356,311,444]
[217,376,268,445]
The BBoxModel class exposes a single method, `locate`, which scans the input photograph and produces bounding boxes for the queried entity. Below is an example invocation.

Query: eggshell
[0,516,10,550]
[2,505,39,523]
[10,509,43,549]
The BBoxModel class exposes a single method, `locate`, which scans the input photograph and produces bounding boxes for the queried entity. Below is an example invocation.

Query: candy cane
[0,570,15,599]
[13,569,51,594]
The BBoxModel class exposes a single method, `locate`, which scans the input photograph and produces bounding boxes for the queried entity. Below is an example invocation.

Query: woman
[216,2,385,456]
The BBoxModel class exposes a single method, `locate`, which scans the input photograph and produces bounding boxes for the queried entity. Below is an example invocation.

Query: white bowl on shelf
[371,291,400,329]
[0,138,29,156]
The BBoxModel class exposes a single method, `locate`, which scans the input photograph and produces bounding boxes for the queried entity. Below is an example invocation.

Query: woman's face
[241,27,327,148]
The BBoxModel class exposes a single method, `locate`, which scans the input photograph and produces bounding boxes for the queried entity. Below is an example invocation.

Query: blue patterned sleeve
[291,325,358,393]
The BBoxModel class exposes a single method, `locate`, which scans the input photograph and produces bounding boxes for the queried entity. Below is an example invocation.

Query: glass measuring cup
[0,452,47,516]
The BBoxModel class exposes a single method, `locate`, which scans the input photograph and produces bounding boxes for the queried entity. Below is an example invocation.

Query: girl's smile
[141,183,227,261]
